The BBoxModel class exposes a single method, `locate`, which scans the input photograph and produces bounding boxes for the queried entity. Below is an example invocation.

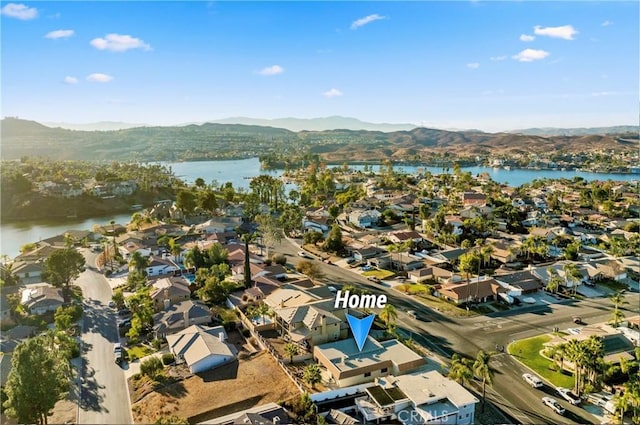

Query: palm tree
[168,238,182,263]
[448,354,473,387]
[303,364,322,389]
[129,251,149,275]
[609,291,627,328]
[255,302,271,325]
[473,350,493,413]
[546,267,563,294]
[459,252,478,311]
[284,342,299,364]
[563,263,582,296]
[565,339,588,396]
[380,304,398,333]
[613,392,630,424]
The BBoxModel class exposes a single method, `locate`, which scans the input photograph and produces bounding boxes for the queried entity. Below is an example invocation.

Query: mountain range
[1,117,637,162]
[38,115,636,135]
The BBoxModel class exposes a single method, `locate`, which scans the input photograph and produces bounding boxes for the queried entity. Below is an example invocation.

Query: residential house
[303,215,331,237]
[592,259,628,281]
[11,260,44,284]
[145,256,180,277]
[408,268,433,284]
[351,246,387,263]
[355,371,478,425]
[153,300,212,338]
[494,271,542,295]
[202,402,290,425]
[444,216,464,236]
[166,324,237,373]
[436,278,506,304]
[194,217,243,234]
[273,300,346,349]
[389,254,425,272]
[489,240,519,264]
[462,192,487,207]
[313,336,425,387]
[388,231,423,245]
[150,276,192,312]
[349,209,381,229]
[20,285,64,315]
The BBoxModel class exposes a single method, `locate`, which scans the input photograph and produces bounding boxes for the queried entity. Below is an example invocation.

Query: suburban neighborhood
[1,159,639,425]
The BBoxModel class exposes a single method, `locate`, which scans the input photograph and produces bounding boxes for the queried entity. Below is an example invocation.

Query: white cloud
[86,73,113,83]
[601,20,612,27]
[64,76,78,84]
[45,29,74,39]
[512,48,550,62]
[490,56,507,61]
[90,33,151,52]
[351,14,386,30]
[519,34,535,42]
[1,3,37,20]
[258,65,284,76]
[322,88,343,98]
[466,62,480,69]
[533,25,578,40]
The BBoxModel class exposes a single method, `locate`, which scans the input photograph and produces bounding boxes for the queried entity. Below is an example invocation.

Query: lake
[1,158,637,258]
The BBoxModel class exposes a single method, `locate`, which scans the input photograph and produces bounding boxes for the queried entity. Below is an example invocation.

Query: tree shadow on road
[79,365,107,413]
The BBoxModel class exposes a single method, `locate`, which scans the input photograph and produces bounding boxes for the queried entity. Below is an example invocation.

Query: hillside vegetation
[1,117,636,162]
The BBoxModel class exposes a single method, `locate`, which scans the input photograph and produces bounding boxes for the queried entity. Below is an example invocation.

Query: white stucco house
[166,325,237,373]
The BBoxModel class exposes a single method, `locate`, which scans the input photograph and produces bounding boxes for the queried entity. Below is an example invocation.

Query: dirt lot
[131,350,301,423]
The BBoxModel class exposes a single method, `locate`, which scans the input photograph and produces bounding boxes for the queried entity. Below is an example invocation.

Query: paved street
[75,249,132,424]
[275,238,634,424]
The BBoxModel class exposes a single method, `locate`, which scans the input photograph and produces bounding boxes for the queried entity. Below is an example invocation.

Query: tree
[194,177,206,188]
[240,232,257,288]
[112,288,125,309]
[3,335,72,424]
[256,214,284,258]
[546,267,563,294]
[129,251,149,275]
[563,262,582,296]
[284,342,299,363]
[473,350,493,413]
[140,356,163,379]
[295,260,324,283]
[198,190,218,213]
[168,238,182,262]
[458,251,478,312]
[42,248,85,300]
[380,304,398,333]
[609,291,627,328]
[322,224,344,253]
[448,353,473,387]
[303,364,322,389]
[176,189,197,214]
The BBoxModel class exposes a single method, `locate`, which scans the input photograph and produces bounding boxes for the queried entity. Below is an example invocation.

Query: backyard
[130,350,301,423]
[509,335,574,388]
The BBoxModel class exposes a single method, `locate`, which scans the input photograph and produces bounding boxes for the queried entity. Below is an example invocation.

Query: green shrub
[272,253,287,265]
[241,328,250,337]
[152,338,163,350]
[140,356,163,378]
[132,373,142,381]
[161,353,174,365]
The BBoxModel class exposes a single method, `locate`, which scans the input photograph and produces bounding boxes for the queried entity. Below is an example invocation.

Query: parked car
[522,373,543,388]
[407,310,418,320]
[327,286,338,294]
[573,316,583,324]
[557,387,581,405]
[367,276,381,282]
[346,258,356,264]
[114,350,122,364]
[298,251,312,259]
[361,265,374,271]
[542,397,565,415]
[108,301,116,308]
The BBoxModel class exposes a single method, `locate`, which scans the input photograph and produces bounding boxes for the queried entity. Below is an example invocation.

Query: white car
[298,251,312,259]
[522,373,543,388]
[542,397,565,415]
[557,387,581,405]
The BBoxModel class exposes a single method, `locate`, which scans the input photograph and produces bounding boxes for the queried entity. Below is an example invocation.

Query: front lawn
[362,269,395,279]
[396,284,430,295]
[509,335,574,388]
[127,344,155,361]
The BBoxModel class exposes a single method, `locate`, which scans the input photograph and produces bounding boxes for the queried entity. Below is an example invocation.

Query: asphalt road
[276,238,637,424]
[75,249,132,424]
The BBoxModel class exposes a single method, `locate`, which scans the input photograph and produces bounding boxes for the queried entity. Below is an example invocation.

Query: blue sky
[1,1,638,131]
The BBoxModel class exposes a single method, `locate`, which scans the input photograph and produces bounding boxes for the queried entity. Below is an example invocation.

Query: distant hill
[43,121,147,131]
[509,125,638,136]
[197,116,418,132]
[1,117,635,162]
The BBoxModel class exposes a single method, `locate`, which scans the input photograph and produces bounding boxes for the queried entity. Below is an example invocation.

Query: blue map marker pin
[346,313,375,352]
